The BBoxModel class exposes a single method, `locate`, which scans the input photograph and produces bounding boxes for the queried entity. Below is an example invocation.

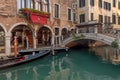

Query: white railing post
[94,25,98,34]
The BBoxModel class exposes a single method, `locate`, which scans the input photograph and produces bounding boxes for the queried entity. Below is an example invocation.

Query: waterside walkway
[19,46,68,53]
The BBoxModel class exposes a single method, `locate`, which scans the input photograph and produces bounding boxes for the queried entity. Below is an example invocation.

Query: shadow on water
[0,46,120,80]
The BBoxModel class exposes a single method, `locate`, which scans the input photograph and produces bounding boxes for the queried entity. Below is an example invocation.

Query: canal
[0,46,120,80]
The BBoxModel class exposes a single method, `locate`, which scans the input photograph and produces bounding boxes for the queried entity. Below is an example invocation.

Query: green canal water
[0,47,120,80]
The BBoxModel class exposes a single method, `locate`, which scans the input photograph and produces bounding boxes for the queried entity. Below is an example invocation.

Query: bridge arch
[61,33,116,47]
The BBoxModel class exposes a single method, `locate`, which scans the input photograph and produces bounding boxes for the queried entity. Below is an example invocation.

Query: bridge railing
[61,27,118,44]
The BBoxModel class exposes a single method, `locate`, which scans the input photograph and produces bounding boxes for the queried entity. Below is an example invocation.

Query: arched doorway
[70,29,76,34]
[55,28,59,35]
[0,26,5,53]
[61,28,68,40]
[37,26,52,46]
[11,25,33,51]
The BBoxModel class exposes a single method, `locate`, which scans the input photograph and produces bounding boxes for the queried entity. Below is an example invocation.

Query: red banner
[30,13,48,24]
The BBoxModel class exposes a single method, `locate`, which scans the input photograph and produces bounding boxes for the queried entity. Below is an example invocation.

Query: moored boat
[0,50,50,69]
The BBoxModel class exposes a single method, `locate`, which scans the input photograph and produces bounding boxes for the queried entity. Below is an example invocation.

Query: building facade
[77,0,120,32]
[0,0,77,56]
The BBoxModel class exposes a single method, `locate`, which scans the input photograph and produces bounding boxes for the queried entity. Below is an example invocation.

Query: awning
[30,13,48,24]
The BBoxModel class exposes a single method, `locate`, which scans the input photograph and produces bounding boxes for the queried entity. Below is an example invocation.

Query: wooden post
[26,36,29,49]
[51,44,55,55]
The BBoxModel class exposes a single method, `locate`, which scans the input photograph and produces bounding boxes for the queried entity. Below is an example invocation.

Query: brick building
[0,0,77,56]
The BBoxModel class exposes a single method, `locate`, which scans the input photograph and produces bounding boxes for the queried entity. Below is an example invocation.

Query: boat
[0,50,50,69]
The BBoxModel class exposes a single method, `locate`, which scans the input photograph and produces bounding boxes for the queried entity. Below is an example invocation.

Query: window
[40,2,43,11]
[99,15,103,23]
[99,0,102,8]
[80,14,85,23]
[72,3,77,10]
[90,0,94,6]
[104,2,111,11]
[118,17,120,25]
[38,0,49,12]
[113,0,116,7]
[68,9,72,21]
[118,2,120,9]
[27,0,31,8]
[112,14,116,24]
[73,13,77,22]
[79,0,85,8]
[91,13,94,21]
[24,0,27,8]
[108,3,111,11]
[55,4,60,18]
[17,0,21,9]
[32,0,35,9]
[17,0,31,10]
[46,0,50,12]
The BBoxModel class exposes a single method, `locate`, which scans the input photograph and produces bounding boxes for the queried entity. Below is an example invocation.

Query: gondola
[0,50,50,69]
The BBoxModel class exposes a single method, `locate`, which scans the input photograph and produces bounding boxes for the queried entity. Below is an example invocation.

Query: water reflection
[0,48,120,80]
[90,46,120,63]
[6,72,12,80]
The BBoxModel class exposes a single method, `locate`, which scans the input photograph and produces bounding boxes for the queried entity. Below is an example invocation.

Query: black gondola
[0,50,50,69]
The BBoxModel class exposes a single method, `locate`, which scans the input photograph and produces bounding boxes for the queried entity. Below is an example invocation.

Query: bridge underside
[65,39,107,48]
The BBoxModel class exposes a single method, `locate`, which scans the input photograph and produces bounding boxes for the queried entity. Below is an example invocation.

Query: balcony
[19,8,50,24]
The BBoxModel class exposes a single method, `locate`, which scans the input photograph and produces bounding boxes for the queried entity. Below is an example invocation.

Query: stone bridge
[61,33,119,47]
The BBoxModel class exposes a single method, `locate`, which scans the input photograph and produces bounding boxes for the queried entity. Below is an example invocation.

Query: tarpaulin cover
[30,13,48,24]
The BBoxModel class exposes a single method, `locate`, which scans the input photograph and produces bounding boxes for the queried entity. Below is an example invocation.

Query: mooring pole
[51,44,55,55]
[14,36,17,57]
